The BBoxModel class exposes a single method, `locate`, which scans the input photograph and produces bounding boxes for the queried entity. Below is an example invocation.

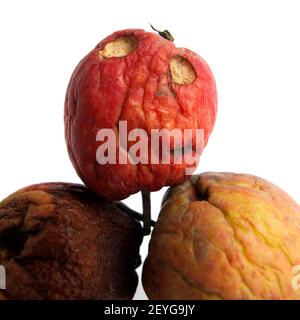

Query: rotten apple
[65,28,217,201]
[143,172,300,299]
[0,182,142,300]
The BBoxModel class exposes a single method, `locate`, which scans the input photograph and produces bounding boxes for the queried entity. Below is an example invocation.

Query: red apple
[65,28,217,200]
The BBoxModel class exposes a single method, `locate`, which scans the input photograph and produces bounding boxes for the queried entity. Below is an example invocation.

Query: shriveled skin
[142,172,300,300]
[0,183,142,300]
[65,29,217,201]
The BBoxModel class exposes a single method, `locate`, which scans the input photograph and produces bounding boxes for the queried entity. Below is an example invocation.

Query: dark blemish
[0,229,28,265]
[155,89,169,97]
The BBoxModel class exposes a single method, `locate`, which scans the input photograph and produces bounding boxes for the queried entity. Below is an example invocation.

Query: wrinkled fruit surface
[143,172,300,300]
[0,183,142,300]
[65,28,217,201]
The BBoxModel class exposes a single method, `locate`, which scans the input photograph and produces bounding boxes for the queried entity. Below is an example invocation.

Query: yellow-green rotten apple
[143,172,300,299]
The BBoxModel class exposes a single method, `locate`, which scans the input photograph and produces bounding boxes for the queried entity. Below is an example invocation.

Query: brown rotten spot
[0,182,142,300]
[143,172,300,300]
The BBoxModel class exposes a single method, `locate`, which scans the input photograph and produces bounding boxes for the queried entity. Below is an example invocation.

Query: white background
[1,0,300,300]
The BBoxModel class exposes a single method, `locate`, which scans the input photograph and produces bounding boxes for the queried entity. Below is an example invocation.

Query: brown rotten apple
[143,172,300,300]
[0,183,142,300]
[65,28,217,201]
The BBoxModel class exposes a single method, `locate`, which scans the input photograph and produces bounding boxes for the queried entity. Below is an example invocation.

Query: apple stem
[149,24,174,42]
[142,190,152,235]
[116,202,155,228]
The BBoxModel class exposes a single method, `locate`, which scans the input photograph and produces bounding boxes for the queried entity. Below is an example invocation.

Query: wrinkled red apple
[0,183,142,300]
[65,28,217,201]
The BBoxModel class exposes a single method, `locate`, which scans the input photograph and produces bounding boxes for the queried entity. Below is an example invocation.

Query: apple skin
[143,172,300,300]
[65,29,217,201]
[0,182,142,300]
